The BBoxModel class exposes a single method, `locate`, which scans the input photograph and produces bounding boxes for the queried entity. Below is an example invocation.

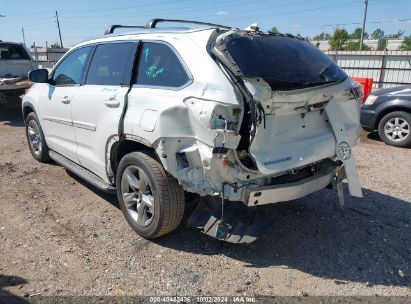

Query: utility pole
[55,10,63,48]
[359,0,368,50]
[22,28,26,45]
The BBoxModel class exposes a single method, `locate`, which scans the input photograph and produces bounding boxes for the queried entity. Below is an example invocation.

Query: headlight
[364,95,378,106]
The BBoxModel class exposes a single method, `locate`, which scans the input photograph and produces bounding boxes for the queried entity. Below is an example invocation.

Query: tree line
[269,27,411,50]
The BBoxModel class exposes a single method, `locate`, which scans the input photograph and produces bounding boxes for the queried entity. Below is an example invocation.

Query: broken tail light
[184,97,241,132]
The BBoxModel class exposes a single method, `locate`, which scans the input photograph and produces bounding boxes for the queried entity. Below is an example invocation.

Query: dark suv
[360,86,411,147]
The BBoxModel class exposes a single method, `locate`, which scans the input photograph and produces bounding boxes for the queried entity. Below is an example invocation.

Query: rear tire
[378,111,411,147]
[25,112,50,162]
[116,151,185,239]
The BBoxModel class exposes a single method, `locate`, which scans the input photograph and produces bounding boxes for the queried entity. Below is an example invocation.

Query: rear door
[71,42,137,181]
[38,46,93,162]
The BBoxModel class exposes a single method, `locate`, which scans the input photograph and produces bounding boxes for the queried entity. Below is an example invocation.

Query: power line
[274,18,411,31]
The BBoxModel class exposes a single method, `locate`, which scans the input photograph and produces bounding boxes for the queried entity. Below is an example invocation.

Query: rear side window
[0,43,31,60]
[86,43,135,86]
[52,46,92,86]
[136,42,190,88]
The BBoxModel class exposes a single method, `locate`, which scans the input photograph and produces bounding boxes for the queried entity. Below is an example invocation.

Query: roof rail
[104,19,231,35]
[145,18,231,30]
[104,25,145,35]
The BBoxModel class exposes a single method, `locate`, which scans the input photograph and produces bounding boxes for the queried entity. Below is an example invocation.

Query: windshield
[224,34,347,90]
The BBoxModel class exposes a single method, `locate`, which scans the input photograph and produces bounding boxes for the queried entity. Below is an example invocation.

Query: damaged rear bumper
[245,161,337,206]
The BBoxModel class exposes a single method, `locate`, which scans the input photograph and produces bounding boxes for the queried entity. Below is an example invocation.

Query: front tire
[378,111,411,147]
[25,112,50,162]
[116,151,185,239]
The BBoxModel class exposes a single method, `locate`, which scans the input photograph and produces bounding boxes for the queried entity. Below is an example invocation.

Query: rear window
[0,43,31,60]
[135,42,190,88]
[225,34,347,90]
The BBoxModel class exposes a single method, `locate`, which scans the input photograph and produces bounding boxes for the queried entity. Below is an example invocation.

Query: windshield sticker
[144,48,149,63]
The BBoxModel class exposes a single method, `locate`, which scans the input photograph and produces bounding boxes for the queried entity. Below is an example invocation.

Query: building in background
[30,47,68,68]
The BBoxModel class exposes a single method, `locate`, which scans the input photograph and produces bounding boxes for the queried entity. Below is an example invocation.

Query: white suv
[22,19,363,241]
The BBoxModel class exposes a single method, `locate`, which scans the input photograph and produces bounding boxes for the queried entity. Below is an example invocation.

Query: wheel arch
[22,101,37,121]
[375,103,411,129]
[107,135,160,183]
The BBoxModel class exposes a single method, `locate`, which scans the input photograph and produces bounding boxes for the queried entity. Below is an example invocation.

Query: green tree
[371,28,385,40]
[378,38,388,50]
[388,30,405,39]
[399,35,411,50]
[345,40,371,50]
[269,26,279,34]
[50,42,61,48]
[329,28,349,50]
[313,32,331,40]
[351,27,368,40]
[371,29,388,50]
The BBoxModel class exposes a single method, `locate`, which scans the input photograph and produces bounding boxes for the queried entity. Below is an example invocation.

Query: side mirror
[28,69,49,83]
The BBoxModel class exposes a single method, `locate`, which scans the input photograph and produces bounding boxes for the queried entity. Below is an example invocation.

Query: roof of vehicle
[0,41,26,45]
[75,27,224,50]
[70,18,231,49]
[372,86,411,97]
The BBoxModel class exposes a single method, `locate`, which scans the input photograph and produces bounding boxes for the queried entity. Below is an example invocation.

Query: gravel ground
[0,108,410,300]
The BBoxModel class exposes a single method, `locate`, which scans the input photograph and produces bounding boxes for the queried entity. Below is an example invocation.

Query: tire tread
[118,151,185,238]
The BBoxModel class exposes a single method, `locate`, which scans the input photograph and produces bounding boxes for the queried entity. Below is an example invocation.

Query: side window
[85,43,135,86]
[52,46,92,86]
[136,42,190,88]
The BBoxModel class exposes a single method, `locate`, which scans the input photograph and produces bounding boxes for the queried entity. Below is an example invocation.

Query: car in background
[0,41,34,107]
[361,86,411,147]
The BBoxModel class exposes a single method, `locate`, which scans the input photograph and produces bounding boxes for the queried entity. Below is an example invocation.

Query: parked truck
[0,41,34,109]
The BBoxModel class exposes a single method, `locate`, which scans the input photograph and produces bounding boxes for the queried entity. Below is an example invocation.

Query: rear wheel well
[375,106,411,129]
[110,139,159,179]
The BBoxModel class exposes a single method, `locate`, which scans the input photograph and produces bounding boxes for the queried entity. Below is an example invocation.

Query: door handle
[61,96,71,104]
[104,99,120,108]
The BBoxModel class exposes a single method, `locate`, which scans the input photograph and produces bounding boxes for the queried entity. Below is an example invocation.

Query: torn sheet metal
[325,98,363,197]
[186,197,272,243]
[336,165,347,208]
[245,77,363,176]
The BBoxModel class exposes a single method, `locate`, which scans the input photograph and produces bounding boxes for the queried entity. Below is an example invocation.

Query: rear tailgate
[247,78,361,175]
[212,30,363,197]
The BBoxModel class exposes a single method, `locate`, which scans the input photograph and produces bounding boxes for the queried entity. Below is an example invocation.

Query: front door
[38,46,93,162]
[71,42,137,181]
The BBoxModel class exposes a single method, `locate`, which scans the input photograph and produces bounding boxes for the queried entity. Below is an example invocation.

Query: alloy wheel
[27,119,43,156]
[384,117,410,142]
[120,165,155,227]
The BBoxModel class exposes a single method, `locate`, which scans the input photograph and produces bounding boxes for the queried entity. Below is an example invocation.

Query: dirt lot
[0,108,410,300]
